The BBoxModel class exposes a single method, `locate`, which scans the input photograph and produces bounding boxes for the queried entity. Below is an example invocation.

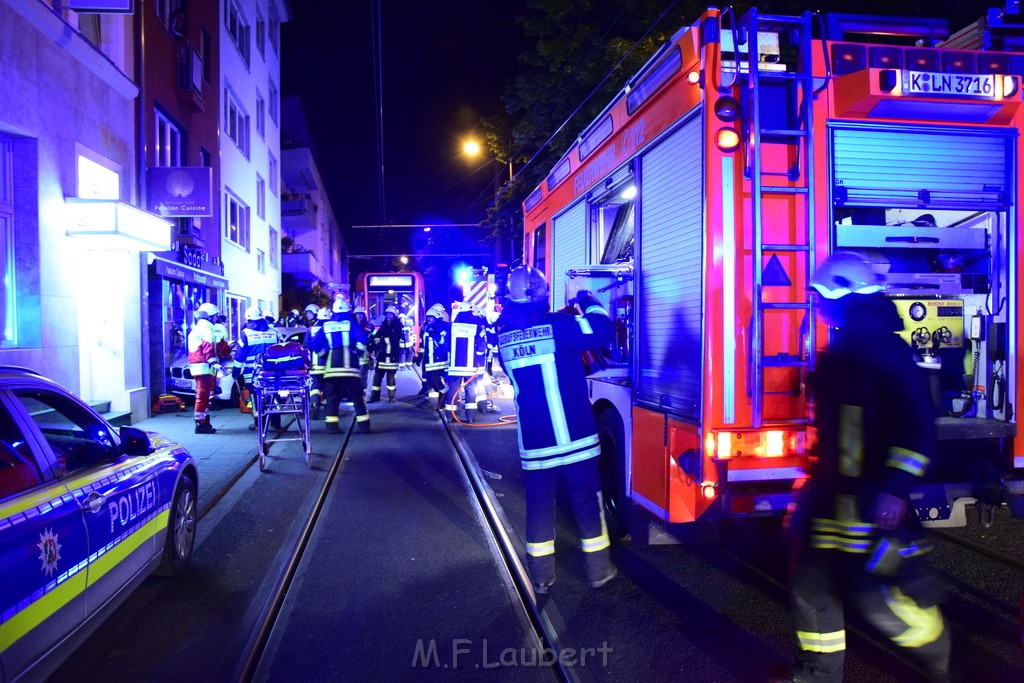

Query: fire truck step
[761,243,809,252]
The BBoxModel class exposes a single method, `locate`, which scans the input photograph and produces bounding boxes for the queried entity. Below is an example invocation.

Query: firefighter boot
[583,550,618,589]
[195,417,217,434]
[462,405,475,424]
[388,387,396,403]
[527,554,556,595]
[368,387,381,403]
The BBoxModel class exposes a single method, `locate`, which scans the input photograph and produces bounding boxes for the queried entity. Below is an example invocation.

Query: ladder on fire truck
[729,8,827,428]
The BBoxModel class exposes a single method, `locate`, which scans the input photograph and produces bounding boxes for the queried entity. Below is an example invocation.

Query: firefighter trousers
[369,368,397,401]
[790,546,950,682]
[523,457,612,588]
[444,373,481,415]
[324,376,369,429]
[193,374,215,419]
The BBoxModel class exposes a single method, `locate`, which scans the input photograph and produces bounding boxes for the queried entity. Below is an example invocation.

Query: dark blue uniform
[310,311,370,433]
[497,292,615,590]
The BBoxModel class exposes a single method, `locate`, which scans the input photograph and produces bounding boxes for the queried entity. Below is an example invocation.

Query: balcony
[282,247,328,283]
[281,192,317,234]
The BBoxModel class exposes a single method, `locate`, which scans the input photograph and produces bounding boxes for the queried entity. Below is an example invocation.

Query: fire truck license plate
[902,71,996,99]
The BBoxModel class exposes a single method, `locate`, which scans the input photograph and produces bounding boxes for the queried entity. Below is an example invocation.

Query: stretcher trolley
[250,342,312,471]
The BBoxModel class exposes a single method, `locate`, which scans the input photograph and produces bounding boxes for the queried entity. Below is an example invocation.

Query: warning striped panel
[463,281,488,307]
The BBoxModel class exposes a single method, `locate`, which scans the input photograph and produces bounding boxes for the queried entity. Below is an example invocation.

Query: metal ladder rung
[761,185,808,195]
[763,244,809,252]
[761,128,808,138]
[762,356,810,368]
[761,302,810,310]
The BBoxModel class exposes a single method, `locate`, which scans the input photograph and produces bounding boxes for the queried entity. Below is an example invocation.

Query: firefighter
[305,306,331,417]
[233,305,280,430]
[188,302,224,434]
[302,303,319,327]
[782,251,949,682]
[368,305,403,403]
[496,266,617,593]
[353,305,374,393]
[399,313,412,368]
[418,303,450,410]
[310,298,371,433]
[443,302,489,423]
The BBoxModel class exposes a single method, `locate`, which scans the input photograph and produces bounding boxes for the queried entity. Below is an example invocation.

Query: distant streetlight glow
[463,139,481,157]
[400,255,409,265]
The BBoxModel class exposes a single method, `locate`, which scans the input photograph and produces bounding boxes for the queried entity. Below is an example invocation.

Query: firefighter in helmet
[188,302,224,434]
[443,301,489,423]
[496,266,617,594]
[305,306,332,416]
[353,305,374,392]
[782,251,949,682]
[302,303,319,327]
[233,305,280,430]
[368,305,403,403]
[310,298,371,433]
[419,303,450,410]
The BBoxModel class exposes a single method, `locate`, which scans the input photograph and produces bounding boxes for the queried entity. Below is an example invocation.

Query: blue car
[0,367,198,681]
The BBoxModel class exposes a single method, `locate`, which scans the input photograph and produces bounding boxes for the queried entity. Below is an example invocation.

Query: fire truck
[522,6,1024,538]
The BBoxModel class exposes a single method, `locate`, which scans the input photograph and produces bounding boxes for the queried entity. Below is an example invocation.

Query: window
[224,88,250,157]
[13,390,117,475]
[200,146,212,167]
[269,3,280,54]
[78,13,101,47]
[225,0,250,65]
[0,407,40,500]
[533,223,547,274]
[255,7,265,57]
[257,248,266,273]
[256,174,266,219]
[225,190,250,250]
[255,90,265,138]
[156,0,183,32]
[268,79,279,125]
[269,153,278,194]
[154,109,184,167]
[269,227,279,268]
[200,28,212,83]
[0,134,13,347]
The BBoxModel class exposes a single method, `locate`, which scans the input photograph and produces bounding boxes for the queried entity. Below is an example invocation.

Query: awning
[148,254,229,289]
[65,197,172,251]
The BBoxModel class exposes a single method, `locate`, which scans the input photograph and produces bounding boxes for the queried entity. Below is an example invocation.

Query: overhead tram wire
[370,0,389,256]
[503,0,681,201]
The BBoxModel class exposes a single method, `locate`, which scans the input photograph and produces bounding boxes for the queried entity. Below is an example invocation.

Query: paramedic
[188,302,223,434]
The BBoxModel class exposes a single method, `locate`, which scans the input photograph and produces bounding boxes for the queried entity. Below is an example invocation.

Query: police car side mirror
[119,426,154,457]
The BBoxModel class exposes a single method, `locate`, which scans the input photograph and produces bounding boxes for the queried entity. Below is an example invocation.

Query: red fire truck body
[523,7,1024,532]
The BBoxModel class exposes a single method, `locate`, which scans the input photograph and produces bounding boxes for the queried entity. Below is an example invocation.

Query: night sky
[282,0,528,267]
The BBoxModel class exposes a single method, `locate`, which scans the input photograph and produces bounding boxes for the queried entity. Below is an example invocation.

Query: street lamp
[462,137,513,183]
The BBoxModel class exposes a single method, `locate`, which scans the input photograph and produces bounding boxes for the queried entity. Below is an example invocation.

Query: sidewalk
[132,395,307,514]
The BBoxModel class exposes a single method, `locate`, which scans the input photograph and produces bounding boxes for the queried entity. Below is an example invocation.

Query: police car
[0,367,198,681]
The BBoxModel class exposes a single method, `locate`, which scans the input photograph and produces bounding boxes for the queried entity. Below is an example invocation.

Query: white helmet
[385,305,399,316]
[333,298,352,313]
[245,305,263,321]
[316,307,331,320]
[810,251,886,300]
[304,304,319,315]
[426,303,449,322]
[196,302,220,319]
[353,306,367,316]
[290,308,299,316]
[507,266,549,303]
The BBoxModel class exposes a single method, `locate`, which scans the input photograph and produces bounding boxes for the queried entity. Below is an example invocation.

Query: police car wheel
[156,473,197,576]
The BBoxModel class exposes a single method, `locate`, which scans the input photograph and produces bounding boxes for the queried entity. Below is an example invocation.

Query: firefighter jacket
[448,310,488,377]
[371,318,403,370]
[188,318,220,377]
[305,320,326,376]
[212,321,232,363]
[797,293,937,569]
[497,294,613,470]
[233,320,278,379]
[310,312,369,379]
[356,316,375,367]
[420,319,450,372]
